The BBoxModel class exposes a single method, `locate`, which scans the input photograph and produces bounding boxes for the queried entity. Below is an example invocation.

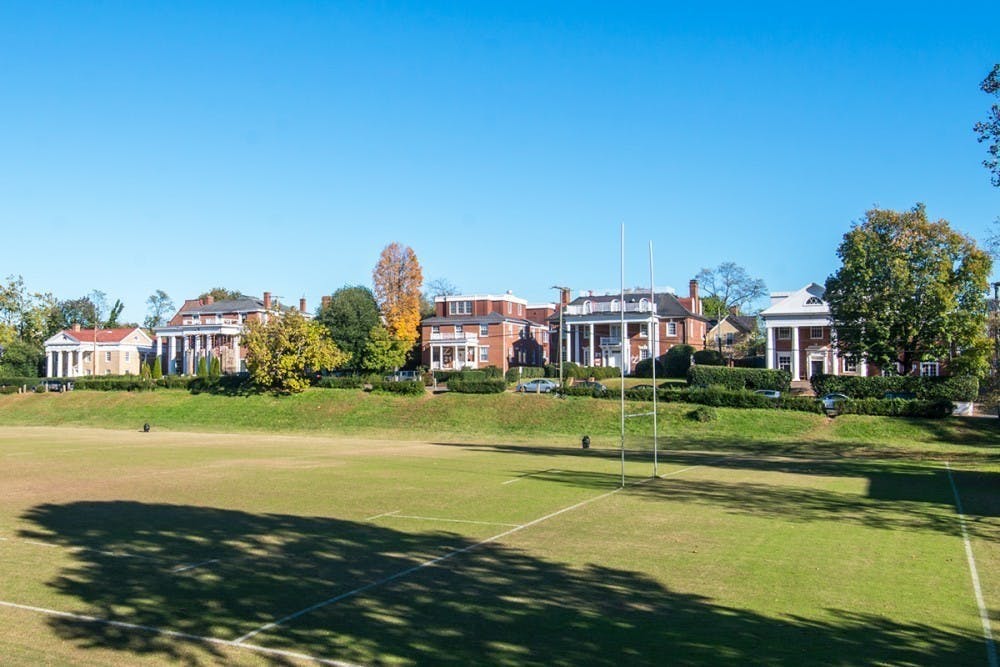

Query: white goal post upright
[649,240,659,478]
[619,224,626,488]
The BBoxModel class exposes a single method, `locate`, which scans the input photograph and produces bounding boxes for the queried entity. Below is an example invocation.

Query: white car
[820,393,849,410]
[753,389,781,399]
[516,379,559,393]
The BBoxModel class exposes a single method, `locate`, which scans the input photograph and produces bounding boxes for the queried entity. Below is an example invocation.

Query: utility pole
[550,285,569,389]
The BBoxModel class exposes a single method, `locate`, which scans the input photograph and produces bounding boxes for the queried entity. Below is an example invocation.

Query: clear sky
[2,2,998,323]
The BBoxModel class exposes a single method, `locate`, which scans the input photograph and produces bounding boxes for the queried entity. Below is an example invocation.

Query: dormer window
[449,301,472,316]
[639,298,650,312]
[805,297,823,306]
[610,299,619,312]
[584,301,592,314]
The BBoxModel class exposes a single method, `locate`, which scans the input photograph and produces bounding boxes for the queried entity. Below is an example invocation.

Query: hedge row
[447,379,507,394]
[545,363,621,380]
[560,385,608,398]
[687,366,792,392]
[810,373,978,402]
[367,380,426,395]
[505,366,546,383]
[318,376,365,389]
[434,367,503,383]
[839,397,954,418]
[71,377,157,391]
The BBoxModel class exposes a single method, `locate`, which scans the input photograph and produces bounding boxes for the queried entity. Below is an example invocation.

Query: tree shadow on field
[18,501,989,665]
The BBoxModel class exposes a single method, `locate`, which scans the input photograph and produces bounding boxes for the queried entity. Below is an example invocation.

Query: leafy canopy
[316,286,380,370]
[372,243,423,346]
[824,205,992,377]
[244,311,348,393]
[695,262,767,320]
[974,64,1000,187]
[145,290,175,330]
[361,325,408,373]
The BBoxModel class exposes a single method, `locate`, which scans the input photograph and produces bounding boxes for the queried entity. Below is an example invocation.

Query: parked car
[516,378,559,393]
[753,389,781,399]
[574,380,608,393]
[819,392,849,410]
[385,371,421,382]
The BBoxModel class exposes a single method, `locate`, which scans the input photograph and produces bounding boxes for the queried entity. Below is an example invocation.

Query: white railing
[564,302,653,316]
[599,337,621,346]
[429,334,479,344]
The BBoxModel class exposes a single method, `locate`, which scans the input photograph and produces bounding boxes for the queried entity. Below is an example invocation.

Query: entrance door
[810,360,824,379]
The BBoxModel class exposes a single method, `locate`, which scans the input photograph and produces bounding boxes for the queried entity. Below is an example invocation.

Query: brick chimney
[560,288,572,308]
[689,279,700,315]
[299,297,307,313]
[72,322,81,332]
[205,295,214,305]
[263,291,271,310]
[321,295,332,309]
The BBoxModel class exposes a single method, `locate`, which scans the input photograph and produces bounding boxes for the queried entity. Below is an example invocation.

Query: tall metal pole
[650,240,658,478]
[551,285,569,390]
[620,224,626,488]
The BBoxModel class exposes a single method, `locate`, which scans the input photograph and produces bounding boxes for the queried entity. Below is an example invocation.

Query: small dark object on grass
[687,406,718,422]
[143,423,151,433]
[581,435,590,449]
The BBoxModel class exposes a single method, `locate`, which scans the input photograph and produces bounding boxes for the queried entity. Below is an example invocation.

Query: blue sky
[2,2,998,323]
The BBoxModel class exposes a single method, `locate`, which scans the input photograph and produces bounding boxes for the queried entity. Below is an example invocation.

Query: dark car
[753,389,781,399]
[884,391,917,400]
[574,380,608,392]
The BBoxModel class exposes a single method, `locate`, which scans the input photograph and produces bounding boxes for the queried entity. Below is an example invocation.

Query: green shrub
[623,385,656,401]
[687,406,718,422]
[73,376,157,392]
[505,366,545,383]
[560,385,608,398]
[188,375,251,395]
[481,365,503,380]
[545,363,620,380]
[447,379,507,394]
[0,376,44,390]
[839,397,953,418]
[692,350,725,366]
[209,356,222,378]
[632,357,665,378]
[0,385,20,394]
[317,376,364,389]
[663,345,696,377]
[688,366,791,392]
[810,373,978,402]
[151,356,163,379]
[196,357,208,377]
[367,380,425,395]
[156,376,194,389]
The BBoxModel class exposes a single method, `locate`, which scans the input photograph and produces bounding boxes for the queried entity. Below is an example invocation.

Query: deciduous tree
[695,262,767,320]
[244,311,348,393]
[825,204,992,377]
[372,243,423,346]
[316,286,380,370]
[199,288,249,302]
[974,64,1000,186]
[145,290,175,329]
[361,325,408,373]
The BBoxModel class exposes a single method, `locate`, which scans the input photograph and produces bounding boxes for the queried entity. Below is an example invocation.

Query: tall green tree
[315,286,380,369]
[199,288,250,302]
[825,205,992,377]
[145,290,175,329]
[244,311,348,393]
[360,325,408,373]
[974,64,1000,187]
[695,262,767,320]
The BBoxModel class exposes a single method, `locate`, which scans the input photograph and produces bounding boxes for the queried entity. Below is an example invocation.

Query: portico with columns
[43,326,153,377]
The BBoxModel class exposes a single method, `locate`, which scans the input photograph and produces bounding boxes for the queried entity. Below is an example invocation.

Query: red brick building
[421,293,552,372]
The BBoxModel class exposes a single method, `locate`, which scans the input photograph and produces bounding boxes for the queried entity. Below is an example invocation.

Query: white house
[43,325,154,377]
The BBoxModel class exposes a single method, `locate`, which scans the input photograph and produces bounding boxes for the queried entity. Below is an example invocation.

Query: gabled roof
[178,297,268,314]
[45,327,152,346]
[727,315,758,334]
[564,291,708,322]
[422,312,542,327]
[760,283,828,317]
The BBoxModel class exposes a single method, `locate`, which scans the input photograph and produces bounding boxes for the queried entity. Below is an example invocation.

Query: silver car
[516,378,559,393]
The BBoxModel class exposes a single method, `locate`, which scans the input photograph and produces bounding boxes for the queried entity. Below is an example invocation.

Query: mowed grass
[0,410,997,665]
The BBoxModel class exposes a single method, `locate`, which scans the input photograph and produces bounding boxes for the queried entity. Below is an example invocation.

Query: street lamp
[551,285,569,389]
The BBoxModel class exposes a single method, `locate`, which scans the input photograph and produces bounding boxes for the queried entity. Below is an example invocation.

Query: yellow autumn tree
[372,242,423,346]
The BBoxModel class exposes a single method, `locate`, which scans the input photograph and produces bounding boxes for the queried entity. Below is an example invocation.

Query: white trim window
[777,327,791,340]
[479,346,489,362]
[844,358,858,373]
[455,325,464,335]
[777,353,792,373]
[639,323,649,338]
[124,351,131,362]
[666,322,677,337]
[104,351,112,362]
[479,323,489,337]
[920,361,940,377]
[431,325,440,336]
[448,301,472,315]
[810,327,823,339]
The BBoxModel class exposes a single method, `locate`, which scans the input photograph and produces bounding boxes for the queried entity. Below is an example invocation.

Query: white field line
[387,515,522,528]
[0,599,360,667]
[235,456,731,645]
[0,535,165,563]
[172,559,220,574]
[946,462,998,667]
[501,468,562,485]
[364,510,399,521]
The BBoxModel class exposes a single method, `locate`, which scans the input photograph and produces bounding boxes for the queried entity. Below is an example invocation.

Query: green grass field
[0,391,997,665]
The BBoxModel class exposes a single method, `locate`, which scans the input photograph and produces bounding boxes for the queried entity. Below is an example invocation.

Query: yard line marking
[387,514,522,528]
[236,459,724,645]
[172,559,220,573]
[501,468,562,485]
[0,599,362,667]
[946,462,998,667]
[365,510,400,521]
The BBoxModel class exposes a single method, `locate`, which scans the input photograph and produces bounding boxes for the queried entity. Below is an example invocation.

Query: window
[920,361,940,377]
[777,354,792,372]
[479,346,489,362]
[777,327,791,340]
[844,358,858,373]
[104,369,112,375]
[448,301,472,315]
[640,348,650,360]
[666,322,677,336]
[610,299,619,312]
[506,302,511,314]
[725,332,734,346]
[480,324,488,336]
[431,325,440,335]
[104,351,111,362]
[805,296,823,305]
[455,325,463,335]
[584,301,592,314]
[124,351,131,362]
[639,298,649,312]
[810,327,823,339]
[639,323,649,338]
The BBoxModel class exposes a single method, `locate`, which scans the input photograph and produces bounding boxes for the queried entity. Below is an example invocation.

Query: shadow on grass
[18,501,988,665]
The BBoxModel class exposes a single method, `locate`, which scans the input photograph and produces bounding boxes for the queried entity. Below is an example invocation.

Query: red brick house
[553,280,709,373]
[420,293,552,372]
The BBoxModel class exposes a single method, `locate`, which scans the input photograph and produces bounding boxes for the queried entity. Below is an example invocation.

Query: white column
[55,350,63,377]
[590,323,595,366]
[46,352,53,377]
[206,334,214,364]
[194,334,201,371]
[766,325,775,369]
[453,345,458,370]
[156,337,162,363]
[168,336,177,375]
[859,359,868,377]
[791,327,800,380]
[232,335,240,373]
